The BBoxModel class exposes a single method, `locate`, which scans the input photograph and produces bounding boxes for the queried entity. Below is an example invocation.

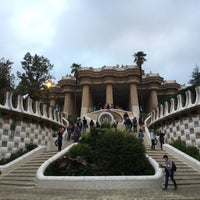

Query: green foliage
[93,130,149,175]
[171,139,200,161]
[188,65,200,85]
[44,160,64,176]
[16,52,54,101]
[0,143,38,165]
[0,58,15,91]
[68,143,93,162]
[100,121,111,128]
[25,143,38,152]
[45,128,155,176]
[185,146,200,161]
[68,114,78,124]
[171,139,187,152]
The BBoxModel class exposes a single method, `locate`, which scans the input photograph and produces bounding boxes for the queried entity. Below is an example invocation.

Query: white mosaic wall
[149,86,200,149]
[161,114,200,148]
[0,118,54,159]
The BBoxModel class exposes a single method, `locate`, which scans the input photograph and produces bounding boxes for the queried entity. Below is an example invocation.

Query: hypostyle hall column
[130,83,139,118]
[64,92,72,115]
[81,84,90,117]
[150,89,158,110]
[106,83,113,106]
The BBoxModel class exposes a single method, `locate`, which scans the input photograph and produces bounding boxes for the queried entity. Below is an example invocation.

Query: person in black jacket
[159,131,165,150]
[57,127,65,151]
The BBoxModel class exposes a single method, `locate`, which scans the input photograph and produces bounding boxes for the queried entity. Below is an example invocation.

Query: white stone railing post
[164,101,169,116]
[170,98,175,113]
[176,94,183,111]
[195,86,200,105]
[185,90,192,108]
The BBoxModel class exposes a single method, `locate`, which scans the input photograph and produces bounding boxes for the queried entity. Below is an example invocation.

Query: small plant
[0,143,38,165]
[171,139,200,161]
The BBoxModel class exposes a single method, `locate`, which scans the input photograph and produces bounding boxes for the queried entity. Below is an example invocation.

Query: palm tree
[133,51,147,113]
[70,63,81,114]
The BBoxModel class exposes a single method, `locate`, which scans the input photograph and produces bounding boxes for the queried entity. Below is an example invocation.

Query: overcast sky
[1,0,200,86]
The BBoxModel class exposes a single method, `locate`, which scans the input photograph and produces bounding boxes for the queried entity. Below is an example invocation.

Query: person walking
[57,127,65,151]
[82,117,88,134]
[138,128,144,142]
[132,117,138,133]
[149,130,156,150]
[159,130,165,150]
[159,154,177,190]
[72,123,80,142]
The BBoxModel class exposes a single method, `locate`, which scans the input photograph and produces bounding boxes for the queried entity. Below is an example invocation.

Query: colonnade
[61,82,159,118]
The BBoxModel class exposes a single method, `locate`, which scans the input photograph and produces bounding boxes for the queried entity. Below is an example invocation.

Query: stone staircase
[1,135,200,190]
[144,138,200,188]
[0,150,57,188]
[0,140,72,188]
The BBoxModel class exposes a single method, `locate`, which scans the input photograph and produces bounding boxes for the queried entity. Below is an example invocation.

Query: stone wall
[0,118,54,159]
[162,114,200,147]
[0,91,65,159]
[148,86,200,149]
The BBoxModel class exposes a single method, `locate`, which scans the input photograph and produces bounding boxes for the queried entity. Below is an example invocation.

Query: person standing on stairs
[149,130,156,150]
[57,127,65,151]
[159,130,165,150]
[159,154,177,190]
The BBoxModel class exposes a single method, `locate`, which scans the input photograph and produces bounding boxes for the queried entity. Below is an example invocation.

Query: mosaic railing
[148,86,200,148]
[0,91,63,125]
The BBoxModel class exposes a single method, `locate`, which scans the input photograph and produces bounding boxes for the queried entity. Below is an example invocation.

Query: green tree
[188,65,200,85]
[16,52,54,100]
[0,58,15,91]
[133,51,147,112]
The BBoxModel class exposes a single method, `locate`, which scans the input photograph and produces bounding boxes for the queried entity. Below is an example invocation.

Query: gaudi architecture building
[49,65,180,119]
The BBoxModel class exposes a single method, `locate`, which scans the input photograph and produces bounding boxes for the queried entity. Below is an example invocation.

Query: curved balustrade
[0,91,63,125]
[150,86,200,124]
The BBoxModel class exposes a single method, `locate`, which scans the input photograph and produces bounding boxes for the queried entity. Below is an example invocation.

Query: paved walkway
[0,187,200,200]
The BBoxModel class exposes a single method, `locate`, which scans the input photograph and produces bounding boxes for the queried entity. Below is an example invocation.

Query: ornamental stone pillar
[150,89,158,110]
[106,83,113,106]
[64,92,73,115]
[130,83,139,118]
[81,84,90,117]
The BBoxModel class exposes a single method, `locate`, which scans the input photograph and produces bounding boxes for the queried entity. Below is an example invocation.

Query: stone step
[0,176,34,181]
[9,172,36,176]
[145,140,200,188]
[0,180,35,187]
[11,169,38,173]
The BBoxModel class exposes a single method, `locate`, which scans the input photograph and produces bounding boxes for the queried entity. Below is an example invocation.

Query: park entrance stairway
[0,141,72,188]
[144,135,200,188]
[0,135,200,189]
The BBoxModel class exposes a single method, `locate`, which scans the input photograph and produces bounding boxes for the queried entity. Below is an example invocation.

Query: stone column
[64,92,72,115]
[50,98,55,108]
[81,84,90,117]
[130,83,139,118]
[106,83,113,106]
[150,89,158,110]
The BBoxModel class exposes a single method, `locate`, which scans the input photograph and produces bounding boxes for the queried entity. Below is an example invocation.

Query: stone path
[0,187,200,200]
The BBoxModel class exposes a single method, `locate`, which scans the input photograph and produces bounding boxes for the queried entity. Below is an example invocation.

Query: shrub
[45,128,155,176]
[93,130,150,175]
[171,139,200,161]
[68,143,93,162]
[100,122,111,128]
[171,139,186,153]
[186,146,200,161]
